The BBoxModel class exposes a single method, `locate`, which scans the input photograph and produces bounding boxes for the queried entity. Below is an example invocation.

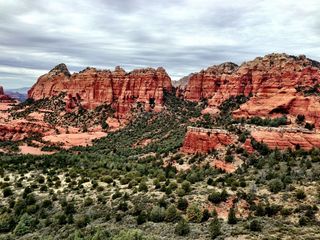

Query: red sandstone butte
[28,64,173,118]
[181,127,234,153]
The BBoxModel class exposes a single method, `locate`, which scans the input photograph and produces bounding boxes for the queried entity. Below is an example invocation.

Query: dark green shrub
[209,218,221,239]
[177,198,188,211]
[149,206,165,222]
[186,204,203,223]
[249,219,262,231]
[3,187,13,198]
[75,214,90,228]
[227,208,237,224]
[165,205,179,222]
[296,189,306,200]
[174,218,190,236]
[136,211,148,225]
[268,179,283,193]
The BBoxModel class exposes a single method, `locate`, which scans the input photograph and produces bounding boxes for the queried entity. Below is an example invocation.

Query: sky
[0,0,320,89]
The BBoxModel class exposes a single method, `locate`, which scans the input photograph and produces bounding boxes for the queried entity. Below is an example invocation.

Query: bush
[113,229,148,240]
[177,198,189,211]
[296,189,306,200]
[181,180,191,193]
[225,155,234,163]
[75,214,90,228]
[227,208,237,224]
[149,206,165,222]
[186,204,203,223]
[138,182,148,192]
[84,197,94,206]
[0,213,16,233]
[136,211,148,225]
[209,218,221,239]
[208,191,221,204]
[268,179,283,193]
[3,187,13,198]
[174,218,190,236]
[41,199,53,209]
[165,205,179,222]
[249,219,262,231]
[305,122,315,130]
[296,114,305,124]
[208,189,228,204]
[100,176,113,184]
[13,213,35,236]
[202,209,210,222]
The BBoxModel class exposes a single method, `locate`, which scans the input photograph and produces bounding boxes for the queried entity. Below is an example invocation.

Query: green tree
[13,213,35,236]
[149,206,165,222]
[177,198,189,211]
[209,217,221,239]
[3,187,13,198]
[249,219,262,231]
[186,204,203,223]
[165,205,179,222]
[174,218,190,236]
[296,189,306,200]
[227,207,237,224]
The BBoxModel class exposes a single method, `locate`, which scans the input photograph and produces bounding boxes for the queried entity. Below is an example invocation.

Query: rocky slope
[28,64,173,118]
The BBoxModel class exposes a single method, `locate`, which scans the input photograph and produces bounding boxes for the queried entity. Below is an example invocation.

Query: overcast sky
[0,0,319,89]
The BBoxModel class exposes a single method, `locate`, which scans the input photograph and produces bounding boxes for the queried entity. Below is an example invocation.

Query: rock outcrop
[0,86,14,102]
[0,120,53,141]
[28,64,173,118]
[251,129,320,151]
[181,53,320,127]
[181,127,235,153]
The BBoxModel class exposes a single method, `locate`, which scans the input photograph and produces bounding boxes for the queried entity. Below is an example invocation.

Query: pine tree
[227,207,237,224]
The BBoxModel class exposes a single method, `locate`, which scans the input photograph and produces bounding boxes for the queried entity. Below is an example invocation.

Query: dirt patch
[43,132,107,149]
[19,145,55,155]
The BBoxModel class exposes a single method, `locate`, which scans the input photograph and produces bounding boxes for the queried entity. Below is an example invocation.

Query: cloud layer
[0,0,319,88]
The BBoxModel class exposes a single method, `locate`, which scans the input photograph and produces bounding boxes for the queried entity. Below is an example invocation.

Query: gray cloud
[0,0,319,89]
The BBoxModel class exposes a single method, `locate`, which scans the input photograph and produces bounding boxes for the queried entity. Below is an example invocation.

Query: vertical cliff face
[28,65,173,117]
[181,127,235,153]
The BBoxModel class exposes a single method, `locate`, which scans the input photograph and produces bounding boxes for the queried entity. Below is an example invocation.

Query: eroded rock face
[28,65,173,118]
[0,120,53,141]
[181,127,235,153]
[183,54,320,103]
[0,86,14,102]
[251,129,320,151]
[233,90,320,128]
[181,53,320,127]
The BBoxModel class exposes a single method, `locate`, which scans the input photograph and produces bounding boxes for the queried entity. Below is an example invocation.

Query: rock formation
[181,127,235,153]
[181,53,320,127]
[251,129,320,151]
[0,86,14,102]
[0,120,53,141]
[28,64,173,118]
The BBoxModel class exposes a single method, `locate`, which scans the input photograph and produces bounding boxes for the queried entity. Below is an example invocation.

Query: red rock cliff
[28,64,173,118]
[251,128,320,151]
[181,127,235,153]
[181,53,320,127]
